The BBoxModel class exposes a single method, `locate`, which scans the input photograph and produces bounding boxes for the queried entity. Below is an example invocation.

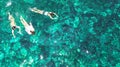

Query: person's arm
[29,22,33,27]
[20,16,28,27]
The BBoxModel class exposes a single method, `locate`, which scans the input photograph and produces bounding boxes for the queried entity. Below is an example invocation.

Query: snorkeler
[20,16,35,35]
[29,7,58,20]
[8,12,21,38]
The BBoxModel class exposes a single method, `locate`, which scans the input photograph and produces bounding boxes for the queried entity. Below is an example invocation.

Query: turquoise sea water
[0,0,120,67]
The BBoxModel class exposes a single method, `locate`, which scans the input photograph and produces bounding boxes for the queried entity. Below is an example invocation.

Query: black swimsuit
[12,26,16,30]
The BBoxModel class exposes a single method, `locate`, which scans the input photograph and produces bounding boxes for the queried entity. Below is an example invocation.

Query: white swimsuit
[25,25,34,35]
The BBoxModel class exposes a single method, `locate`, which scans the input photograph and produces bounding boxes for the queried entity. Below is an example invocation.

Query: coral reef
[0,0,120,67]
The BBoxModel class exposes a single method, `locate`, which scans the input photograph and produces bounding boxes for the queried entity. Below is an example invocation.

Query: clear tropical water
[0,0,120,67]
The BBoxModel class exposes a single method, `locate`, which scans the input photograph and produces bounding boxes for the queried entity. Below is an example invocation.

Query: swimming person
[8,12,21,38]
[20,16,35,35]
[29,7,58,20]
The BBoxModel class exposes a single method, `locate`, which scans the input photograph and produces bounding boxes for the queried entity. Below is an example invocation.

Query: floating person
[20,16,35,35]
[8,12,22,38]
[29,7,58,20]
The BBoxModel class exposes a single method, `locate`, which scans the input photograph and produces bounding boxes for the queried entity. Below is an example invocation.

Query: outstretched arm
[20,16,28,27]
[29,22,33,27]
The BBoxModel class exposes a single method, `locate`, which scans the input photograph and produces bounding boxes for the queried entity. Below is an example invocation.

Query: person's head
[49,12,54,16]
[30,30,35,35]
[25,23,35,35]
[48,12,58,20]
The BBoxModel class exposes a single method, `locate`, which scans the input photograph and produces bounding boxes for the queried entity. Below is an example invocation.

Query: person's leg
[29,7,44,14]
[16,26,22,34]
[12,30,16,38]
